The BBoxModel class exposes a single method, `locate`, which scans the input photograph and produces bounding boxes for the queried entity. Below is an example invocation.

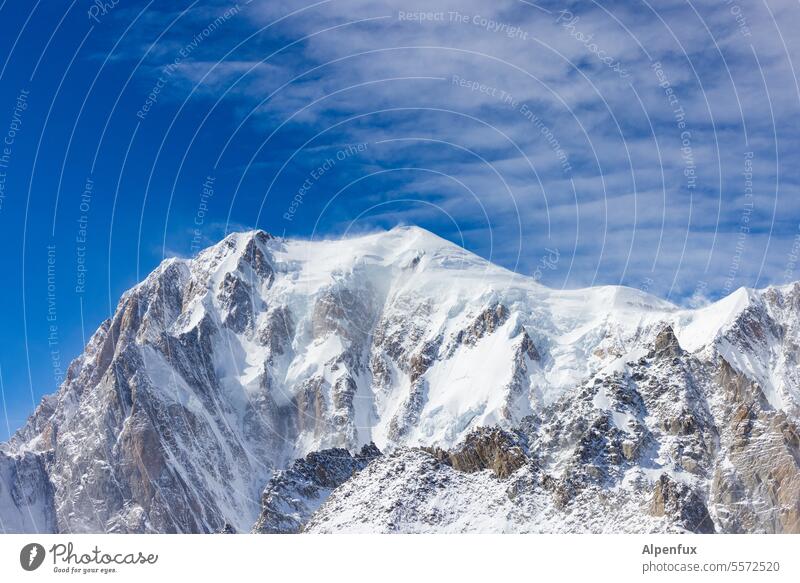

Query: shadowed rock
[252,443,381,534]
[650,474,715,533]
[424,427,528,479]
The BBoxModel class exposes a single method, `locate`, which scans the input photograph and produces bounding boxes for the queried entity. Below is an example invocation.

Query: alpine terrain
[1,226,799,533]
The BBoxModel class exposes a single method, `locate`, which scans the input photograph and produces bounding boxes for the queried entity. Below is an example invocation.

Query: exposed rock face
[452,303,509,348]
[387,335,444,441]
[0,227,798,533]
[650,325,684,359]
[709,360,800,533]
[424,427,528,478]
[650,474,715,534]
[0,451,55,533]
[252,443,380,533]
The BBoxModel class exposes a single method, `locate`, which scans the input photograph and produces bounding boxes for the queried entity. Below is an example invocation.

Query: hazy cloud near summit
[151,0,800,300]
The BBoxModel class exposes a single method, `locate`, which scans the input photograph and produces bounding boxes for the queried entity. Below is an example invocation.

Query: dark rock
[424,427,527,479]
[252,444,381,533]
[650,326,684,360]
[453,303,510,347]
[650,474,715,533]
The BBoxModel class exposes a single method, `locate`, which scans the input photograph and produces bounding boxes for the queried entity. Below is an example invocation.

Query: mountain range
[1,226,798,533]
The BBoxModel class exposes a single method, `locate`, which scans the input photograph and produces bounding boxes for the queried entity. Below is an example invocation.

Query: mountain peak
[3,225,800,534]
[209,228,274,255]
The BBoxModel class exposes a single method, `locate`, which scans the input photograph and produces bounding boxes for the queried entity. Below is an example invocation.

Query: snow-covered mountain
[1,226,799,533]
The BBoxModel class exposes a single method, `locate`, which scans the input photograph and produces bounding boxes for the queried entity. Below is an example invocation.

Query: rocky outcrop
[256,306,294,362]
[424,427,528,478]
[252,444,380,533]
[650,325,684,359]
[649,474,714,533]
[0,450,55,533]
[710,359,800,533]
[304,446,683,534]
[450,303,509,351]
[387,335,443,441]
[502,329,540,421]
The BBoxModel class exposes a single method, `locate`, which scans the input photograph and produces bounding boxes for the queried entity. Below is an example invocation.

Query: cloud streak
[80,0,800,302]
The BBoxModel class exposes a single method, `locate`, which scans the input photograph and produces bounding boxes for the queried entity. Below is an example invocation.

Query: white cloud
[146,0,800,300]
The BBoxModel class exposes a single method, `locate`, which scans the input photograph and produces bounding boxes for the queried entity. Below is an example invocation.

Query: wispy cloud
[133,0,800,302]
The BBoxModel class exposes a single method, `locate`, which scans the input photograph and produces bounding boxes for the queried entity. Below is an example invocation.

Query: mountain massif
[1,226,798,533]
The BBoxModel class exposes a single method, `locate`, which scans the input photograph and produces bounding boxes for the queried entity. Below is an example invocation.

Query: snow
[6,225,798,534]
[140,227,785,453]
[592,381,636,434]
[413,319,518,445]
[305,449,677,534]
[0,452,53,533]
[675,287,753,352]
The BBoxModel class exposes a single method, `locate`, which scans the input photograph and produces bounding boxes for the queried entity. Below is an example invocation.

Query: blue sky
[1,0,799,438]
